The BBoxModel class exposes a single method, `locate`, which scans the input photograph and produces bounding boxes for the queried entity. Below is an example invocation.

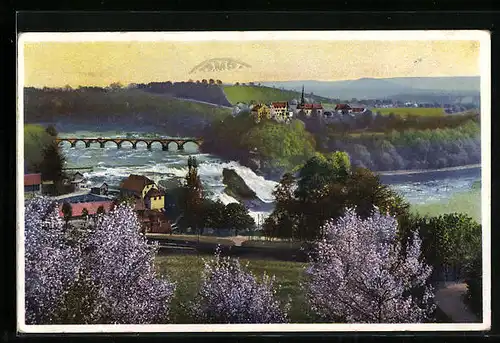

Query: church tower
[300,85,305,106]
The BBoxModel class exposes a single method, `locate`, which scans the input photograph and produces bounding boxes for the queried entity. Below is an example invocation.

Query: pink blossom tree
[24,197,81,324]
[75,204,175,324]
[24,198,175,324]
[190,248,290,323]
[305,208,435,323]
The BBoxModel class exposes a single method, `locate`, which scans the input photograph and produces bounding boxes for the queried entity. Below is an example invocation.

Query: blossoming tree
[24,198,175,324]
[305,208,435,323]
[81,204,175,324]
[191,248,289,323]
[24,197,81,324]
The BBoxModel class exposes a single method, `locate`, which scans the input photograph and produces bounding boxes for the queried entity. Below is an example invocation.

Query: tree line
[322,120,480,171]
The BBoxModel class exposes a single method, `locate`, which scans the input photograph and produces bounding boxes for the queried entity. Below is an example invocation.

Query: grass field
[411,188,481,223]
[155,254,309,323]
[223,85,333,106]
[376,107,445,117]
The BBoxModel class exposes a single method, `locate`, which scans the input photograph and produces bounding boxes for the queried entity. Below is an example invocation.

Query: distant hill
[222,84,334,105]
[24,87,232,137]
[259,76,480,101]
[136,81,233,107]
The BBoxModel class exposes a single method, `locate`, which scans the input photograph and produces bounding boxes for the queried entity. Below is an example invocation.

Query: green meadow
[411,188,481,223]
[155,254,309,323]
[376,107,445,117]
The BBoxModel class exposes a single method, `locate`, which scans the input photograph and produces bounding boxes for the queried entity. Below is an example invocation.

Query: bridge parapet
[55,137,203,151]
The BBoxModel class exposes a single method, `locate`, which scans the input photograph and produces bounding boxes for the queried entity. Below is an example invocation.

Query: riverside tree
[265,153,410,241]
[182,156,205,234]
[305,208,435,323]
[190,248,289,323]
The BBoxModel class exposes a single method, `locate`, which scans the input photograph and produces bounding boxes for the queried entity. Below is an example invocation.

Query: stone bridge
[55,137,204,151]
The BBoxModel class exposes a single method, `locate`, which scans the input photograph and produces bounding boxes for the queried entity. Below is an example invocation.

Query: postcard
[17,30,491,333]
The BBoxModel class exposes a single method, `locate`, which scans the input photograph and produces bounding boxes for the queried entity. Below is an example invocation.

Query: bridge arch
[132,140,149,149]
[116,139,133,148]
[178,140,202,151]
[149,140,163,150]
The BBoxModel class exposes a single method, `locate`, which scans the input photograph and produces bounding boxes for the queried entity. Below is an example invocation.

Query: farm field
[155,254,309,323]
[376,107,445,117]
[411,188,481,223]
[223,85,334,106]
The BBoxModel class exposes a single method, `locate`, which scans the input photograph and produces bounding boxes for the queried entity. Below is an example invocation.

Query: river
[58,130,481,222]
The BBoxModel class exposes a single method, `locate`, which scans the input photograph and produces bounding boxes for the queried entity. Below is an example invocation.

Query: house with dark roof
[335,103,367,115]
[144,188,166,211]
[24,173,42,197]
[64,171,87,191]
[120,174,155,198]
[90,182,109,196]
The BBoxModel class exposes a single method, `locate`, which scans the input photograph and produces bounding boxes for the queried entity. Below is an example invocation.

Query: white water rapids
[58,130,480,224]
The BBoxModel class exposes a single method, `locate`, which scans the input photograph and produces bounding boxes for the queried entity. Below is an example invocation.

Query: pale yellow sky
[22,40,480,87]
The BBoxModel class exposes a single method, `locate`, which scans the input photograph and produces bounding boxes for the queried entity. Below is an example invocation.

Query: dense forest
[135,80,232,107]
[324,120,481,171]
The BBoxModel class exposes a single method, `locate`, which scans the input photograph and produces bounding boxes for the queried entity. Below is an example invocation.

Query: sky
[22,39,480,88]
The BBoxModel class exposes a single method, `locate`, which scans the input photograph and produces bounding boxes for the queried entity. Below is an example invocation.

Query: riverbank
[377,163,481,176]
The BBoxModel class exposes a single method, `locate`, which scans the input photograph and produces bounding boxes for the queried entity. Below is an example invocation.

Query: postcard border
[16,29,491,333]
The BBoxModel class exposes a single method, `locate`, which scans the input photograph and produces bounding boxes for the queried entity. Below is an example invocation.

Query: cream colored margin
[16,30,491,333]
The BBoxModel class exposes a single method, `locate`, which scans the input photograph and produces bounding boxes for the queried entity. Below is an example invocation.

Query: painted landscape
[21,34,483,327]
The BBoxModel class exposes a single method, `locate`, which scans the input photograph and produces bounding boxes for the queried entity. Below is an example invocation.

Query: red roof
[58,200,114,217]
[298,103,323,109]
[335,104,351,110]
[24,174,41,186]
[271,102,288,108]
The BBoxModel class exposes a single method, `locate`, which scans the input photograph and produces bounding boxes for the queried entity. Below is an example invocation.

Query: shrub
[190,248,290,323]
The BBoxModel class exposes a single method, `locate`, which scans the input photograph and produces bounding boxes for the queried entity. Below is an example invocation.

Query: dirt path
[434,282,479,323]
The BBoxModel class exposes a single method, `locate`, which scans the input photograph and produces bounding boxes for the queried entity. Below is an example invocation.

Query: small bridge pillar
[117,142,122,149]
[147,143,152,150]
[85,141,91,148]
[132,143,137,149]
[162,144,168,151]
[70,142,77,148]
[99,142,105,148]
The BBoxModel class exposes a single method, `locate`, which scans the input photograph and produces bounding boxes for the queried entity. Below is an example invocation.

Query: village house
[64,171,87,191]
[90,182,109,196]
[334,103,367,115]
[250,103,271,123]
[270,102,290,122]
[119,174,166,211]
[24,173,42,197]
[297,103,324,117]
[296,85,323,117]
